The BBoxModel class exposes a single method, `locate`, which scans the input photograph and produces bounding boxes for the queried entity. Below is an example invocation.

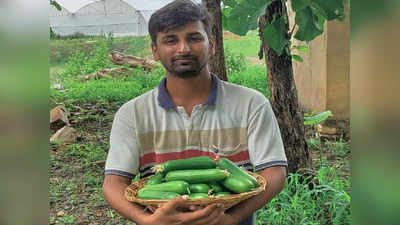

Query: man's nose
[177,41,190,54]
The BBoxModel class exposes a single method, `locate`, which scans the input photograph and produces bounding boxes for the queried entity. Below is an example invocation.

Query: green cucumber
[217,158,259,187]
[145,172,164,185]
[165,169,230,184]
[142,181,189,194]
[209,183,224,193]
[154,156,217,173]
[137,189,181,200]
[222,176,254,193]
[214,192,232,197]
[189,183,211,193]
[188,193,209,199]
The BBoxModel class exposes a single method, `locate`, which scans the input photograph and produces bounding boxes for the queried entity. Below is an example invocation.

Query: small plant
[307,138,321,150]
[59,215,75,224]
[326,138,351,158]
[62,36,114,79]
[224,46,247,74]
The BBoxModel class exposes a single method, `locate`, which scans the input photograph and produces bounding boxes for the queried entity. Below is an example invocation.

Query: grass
[224,30,260,58]
[49,32,350,225]
[50,35,151,66]
[255,167,351,225]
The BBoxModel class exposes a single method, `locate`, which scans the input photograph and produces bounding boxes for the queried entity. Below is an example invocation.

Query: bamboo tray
[125,171,267,210]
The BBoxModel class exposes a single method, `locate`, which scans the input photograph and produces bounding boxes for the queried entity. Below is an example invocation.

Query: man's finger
[160,196,189,213]
[182,203,221,222]
[188,204,205,211]
[192,206,225,225]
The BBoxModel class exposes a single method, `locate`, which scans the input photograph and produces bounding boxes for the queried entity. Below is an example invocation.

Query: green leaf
[133,173,140,182]
[294,7,323,42]
[293,45,309,53]
[50,0,62,11]
[292,0,312,12]
[223,0,238,8]
[222,7,232,30]
[291,54,303,62]
[304,111,333,125]
[226,0,272,36]
[262,16,289,56]
[312,0,345,21]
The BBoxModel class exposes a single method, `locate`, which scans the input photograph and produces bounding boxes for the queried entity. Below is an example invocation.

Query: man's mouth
[172,56,197,62]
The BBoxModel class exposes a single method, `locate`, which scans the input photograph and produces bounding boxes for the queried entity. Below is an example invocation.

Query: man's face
[151,21,215,78]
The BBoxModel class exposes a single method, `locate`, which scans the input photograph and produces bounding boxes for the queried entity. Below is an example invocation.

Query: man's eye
[164,39,176,44]
[190,37,203,42]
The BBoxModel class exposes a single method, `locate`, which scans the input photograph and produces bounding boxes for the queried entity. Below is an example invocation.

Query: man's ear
[209,36,216,56]
[151,43,159,61]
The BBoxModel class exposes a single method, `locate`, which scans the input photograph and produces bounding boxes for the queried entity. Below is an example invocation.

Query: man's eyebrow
[161,34,177,39]
[187,32,203,36]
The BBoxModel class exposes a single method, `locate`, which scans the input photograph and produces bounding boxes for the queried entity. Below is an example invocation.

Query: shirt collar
[157,74,220,109]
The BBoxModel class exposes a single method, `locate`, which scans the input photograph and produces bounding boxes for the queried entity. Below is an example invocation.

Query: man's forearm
[226,166,286,223]
[103,175,151,224]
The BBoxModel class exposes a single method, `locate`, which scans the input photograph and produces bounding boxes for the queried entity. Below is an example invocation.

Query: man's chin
[174,70,200,79]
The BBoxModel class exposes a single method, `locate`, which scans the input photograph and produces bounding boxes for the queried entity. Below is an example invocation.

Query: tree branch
[289,24,297,37]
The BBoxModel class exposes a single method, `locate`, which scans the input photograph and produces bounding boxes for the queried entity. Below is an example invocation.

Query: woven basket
[125,172,267,210]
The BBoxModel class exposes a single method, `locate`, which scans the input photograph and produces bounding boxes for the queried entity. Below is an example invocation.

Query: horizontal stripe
[104,169,135,179]
[138,127,248,154]
[255,160,288,171]
[139,167,155,178]
[139,149,251,168]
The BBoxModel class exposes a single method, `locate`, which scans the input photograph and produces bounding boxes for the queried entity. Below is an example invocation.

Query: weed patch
[255,167,351,225]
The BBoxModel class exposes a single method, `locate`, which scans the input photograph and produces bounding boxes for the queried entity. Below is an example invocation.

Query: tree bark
[258,0,311,173]
[202,0,228,81]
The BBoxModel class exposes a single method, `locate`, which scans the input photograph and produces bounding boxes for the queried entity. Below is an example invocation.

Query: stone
[50,106,70,131]
[50,126,78,144]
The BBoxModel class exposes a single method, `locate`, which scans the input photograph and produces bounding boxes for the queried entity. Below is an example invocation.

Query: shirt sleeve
[104,101,139,179]
[247,100,288,171]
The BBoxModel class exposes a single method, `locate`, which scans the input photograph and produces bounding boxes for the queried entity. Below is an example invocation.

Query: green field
[49,32,350,225]
[223,30,261,58]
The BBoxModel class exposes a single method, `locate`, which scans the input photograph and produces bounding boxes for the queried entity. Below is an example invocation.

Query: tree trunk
[258,1,311,173]
[202,0,228,81]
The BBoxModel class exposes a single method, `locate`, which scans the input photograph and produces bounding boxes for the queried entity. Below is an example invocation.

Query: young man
[102,1,287,224]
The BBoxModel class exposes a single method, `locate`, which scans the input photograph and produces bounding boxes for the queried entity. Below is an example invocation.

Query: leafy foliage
[262,16,289,56]
[223,0,345,56]
[225,0,272,35]
[293,6,324,41]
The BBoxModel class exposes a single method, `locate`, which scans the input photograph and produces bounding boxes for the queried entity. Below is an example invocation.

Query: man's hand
[141,196,225,225]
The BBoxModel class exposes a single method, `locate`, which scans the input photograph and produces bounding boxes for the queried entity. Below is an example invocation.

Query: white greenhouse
[49,0,179,37]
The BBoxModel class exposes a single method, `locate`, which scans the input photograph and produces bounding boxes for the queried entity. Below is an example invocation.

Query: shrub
[224,46,247,75]
[62,37,113,79]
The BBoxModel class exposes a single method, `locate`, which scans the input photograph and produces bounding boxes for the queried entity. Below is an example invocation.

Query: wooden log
[81,67,129,81]
[110,51,156,70]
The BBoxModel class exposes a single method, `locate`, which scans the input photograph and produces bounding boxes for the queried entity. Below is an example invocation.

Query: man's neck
[165,71,212,115]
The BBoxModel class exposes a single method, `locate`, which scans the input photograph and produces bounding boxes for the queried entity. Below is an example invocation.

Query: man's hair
[148,0,212,45]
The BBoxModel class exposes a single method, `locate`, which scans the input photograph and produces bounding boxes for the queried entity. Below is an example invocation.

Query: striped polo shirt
[104,74,287,178]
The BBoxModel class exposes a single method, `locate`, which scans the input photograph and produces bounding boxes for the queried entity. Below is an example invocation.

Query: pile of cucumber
[137,156,260,200]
